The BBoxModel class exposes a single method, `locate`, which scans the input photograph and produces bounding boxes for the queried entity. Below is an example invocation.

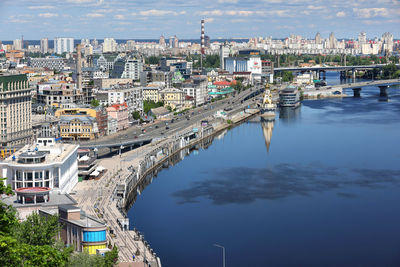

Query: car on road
[155,125,159,128]
[134,136,138,139]
[165,126,169,130]
[161,132,164,135]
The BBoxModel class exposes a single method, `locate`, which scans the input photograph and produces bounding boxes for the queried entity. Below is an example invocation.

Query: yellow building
[142,86,160,103]
[59,116,96,141]
[55,107,97,118]
[159,88,184,109]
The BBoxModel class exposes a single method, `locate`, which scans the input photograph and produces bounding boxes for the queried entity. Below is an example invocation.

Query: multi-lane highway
[80,87,263,150]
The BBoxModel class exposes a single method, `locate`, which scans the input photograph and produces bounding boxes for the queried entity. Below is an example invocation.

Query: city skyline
[0,0,399,40]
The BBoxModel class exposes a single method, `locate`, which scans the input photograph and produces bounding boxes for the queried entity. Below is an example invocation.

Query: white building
[219,44,230,70]
[181,76,208,106]
[28,57,64,71]
[54,37,74,54]
[103,38,117,53]
[13,39,23,50]
[0,138,79,194]
[224,56,262,82]
[108,85,143,116]
[121,58,143,80]
[40,38,49,54]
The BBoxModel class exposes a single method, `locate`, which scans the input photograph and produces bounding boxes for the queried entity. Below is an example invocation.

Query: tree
[145,56,161,65]
[282,71,293,82]
[143,100,163,114]
[103,246,119,267]
[91,99,100,107]
[15,212,61,246]
[382,63,398,79]
[132,111,141,120]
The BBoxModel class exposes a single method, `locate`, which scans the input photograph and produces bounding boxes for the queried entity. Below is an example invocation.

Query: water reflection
[171,164,400,205]
[124,136,215,211]
[260,117,274,153]
[279,106,301,122]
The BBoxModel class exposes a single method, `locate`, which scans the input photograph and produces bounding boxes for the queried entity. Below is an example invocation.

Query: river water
[128,73,400,266]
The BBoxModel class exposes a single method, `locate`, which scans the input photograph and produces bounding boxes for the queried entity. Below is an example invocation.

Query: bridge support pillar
[352,88,362,97]
[378,85,388,97]
[340,71,346,80]
[352,69,356,80]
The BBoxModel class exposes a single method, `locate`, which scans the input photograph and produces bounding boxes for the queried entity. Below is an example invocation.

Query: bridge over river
[335,79,400,97]
[274,64,400,79]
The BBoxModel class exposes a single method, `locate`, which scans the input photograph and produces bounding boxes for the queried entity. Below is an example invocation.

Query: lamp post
[213,244,225,267]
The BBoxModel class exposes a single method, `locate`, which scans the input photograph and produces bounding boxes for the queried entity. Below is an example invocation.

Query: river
[128,72,400,266]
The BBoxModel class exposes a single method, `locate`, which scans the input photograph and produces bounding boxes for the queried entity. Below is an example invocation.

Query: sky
[0,0,399,40]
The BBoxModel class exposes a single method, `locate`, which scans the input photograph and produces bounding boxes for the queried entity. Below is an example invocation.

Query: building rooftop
[2,139,78,166]
[2,191,77,208]
[40,206,106,228]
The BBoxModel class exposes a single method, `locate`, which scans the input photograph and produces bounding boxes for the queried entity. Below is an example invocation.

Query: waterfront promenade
[73,144,160,265]
[72,105,259,265]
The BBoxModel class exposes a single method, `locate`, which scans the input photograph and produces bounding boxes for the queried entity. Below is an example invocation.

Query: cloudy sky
[0,0,399,40]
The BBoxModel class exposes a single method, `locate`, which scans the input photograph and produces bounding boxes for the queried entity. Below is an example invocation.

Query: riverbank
[72,107,259,266]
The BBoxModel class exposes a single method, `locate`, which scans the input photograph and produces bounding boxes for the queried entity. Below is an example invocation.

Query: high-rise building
[219,43,230,70]
[381,32,393,54]
[54,37,74,54]
[173,35,179,48]
[81,39,90,46]
[91,39,99,47]
[329,32,337,49]
[358,32,367,45]
[13,39,22,50]
[40,38,49,54]
[126,40,135,51]
[169,36,175,48]
[102,38,117,53]
[315,32,321,45]
[159,35,166,47]
[0,74,32,146]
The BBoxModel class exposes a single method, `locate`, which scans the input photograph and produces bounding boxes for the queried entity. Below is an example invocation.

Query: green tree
[282,71,293,82]
[145,56,161,65]
[103,246,119,267]
[382,63,398,79]
[15,212,61,246]
[91,99,100,107]
[132,111,141,120]
[143,100,163,114]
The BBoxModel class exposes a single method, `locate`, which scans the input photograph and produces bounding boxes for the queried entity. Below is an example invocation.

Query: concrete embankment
[73,108,259,266]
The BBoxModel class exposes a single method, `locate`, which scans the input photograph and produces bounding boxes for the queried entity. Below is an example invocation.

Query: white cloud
[87,13,104,17]
[9,19,29,23]
[218,0,238,3]
[307,5,323,10]
[139,9,186,16]
[336,11,346,17]
[199,10,224,16]
[204,18,215,23]
[28,5,55,10]
[114,15,125,20]
[38,13,59,18]
[362,19,383,24]
[353,7,390,18]
[66,0,96,3]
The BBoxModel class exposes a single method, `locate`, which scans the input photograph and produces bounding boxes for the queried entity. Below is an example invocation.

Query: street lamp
[213,244,225,267]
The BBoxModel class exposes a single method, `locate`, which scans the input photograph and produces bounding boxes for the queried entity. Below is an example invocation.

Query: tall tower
[315,32,321,45]
[200,19,205,69]
[76,44,82,90]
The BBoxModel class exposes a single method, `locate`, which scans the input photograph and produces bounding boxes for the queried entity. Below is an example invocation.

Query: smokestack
[76,44,82,90]
[201,19,205,69]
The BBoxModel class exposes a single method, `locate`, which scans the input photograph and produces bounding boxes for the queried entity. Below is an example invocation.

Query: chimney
[76,44,82,90]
